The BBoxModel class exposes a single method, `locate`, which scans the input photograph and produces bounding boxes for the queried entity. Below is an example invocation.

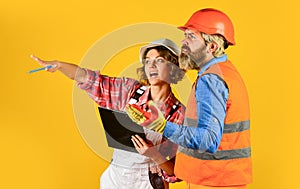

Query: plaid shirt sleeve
[77,69,139,111]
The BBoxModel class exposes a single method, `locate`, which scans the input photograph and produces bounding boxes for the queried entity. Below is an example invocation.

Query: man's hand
[126,101,167,133]
[126,103,150,125]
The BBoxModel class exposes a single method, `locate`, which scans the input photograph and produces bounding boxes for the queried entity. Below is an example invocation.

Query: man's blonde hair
[202,33,227,57]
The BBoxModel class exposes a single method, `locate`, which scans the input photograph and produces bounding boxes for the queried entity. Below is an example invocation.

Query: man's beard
[179,45,207,71]
[179,53,200,71]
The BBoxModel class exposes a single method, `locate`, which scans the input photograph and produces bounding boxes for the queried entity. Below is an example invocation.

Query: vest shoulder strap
[128,85,147,105]
[166,101,180,121]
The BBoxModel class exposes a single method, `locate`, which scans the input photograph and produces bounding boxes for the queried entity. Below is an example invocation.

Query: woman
[30,38,185,189]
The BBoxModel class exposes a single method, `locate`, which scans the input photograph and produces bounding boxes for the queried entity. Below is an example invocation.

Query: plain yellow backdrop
[1,0,299,189]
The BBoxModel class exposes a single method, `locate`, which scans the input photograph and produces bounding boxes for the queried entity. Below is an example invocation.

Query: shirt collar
[198,54,228,75]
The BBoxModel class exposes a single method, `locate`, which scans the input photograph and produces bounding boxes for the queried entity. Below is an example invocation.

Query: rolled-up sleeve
[76,68,139,110]
[77,69,97,90]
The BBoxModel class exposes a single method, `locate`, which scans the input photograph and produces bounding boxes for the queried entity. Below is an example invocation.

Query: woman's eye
[156,58,166,63]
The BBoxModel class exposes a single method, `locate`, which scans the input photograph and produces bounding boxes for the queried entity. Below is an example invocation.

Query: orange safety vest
[174,60,252,186]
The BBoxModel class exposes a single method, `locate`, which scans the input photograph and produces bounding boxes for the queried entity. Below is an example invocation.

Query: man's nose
[181,38,188,46]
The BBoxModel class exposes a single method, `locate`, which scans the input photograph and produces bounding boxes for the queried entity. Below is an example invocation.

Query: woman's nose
[148,60,157,67]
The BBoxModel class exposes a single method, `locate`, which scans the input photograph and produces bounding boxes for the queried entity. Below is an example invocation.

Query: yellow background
[1,0,299,189]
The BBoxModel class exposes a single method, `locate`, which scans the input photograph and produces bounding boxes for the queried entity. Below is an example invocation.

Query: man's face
[179,29,210,71]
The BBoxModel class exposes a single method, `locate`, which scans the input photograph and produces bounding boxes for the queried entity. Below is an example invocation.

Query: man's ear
[208,42,218,53]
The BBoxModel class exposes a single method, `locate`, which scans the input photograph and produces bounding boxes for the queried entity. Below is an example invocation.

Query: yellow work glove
[126,101,166,133]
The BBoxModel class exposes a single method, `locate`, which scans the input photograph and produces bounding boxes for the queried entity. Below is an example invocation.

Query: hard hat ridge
[139,38,180,63]
[178,8,235,45]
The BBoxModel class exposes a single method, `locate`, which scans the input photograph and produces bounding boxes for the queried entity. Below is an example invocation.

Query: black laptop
[98,107,146,153]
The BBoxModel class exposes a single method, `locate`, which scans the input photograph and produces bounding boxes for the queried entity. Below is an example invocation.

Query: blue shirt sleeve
[163,74,229,153]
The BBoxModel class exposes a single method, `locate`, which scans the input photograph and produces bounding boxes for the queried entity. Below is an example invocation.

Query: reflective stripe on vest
[178,146,251,160]
[184,119,250,134]
[174,60,252,186]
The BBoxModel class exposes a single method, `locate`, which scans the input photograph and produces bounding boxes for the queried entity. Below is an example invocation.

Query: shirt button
[212,118,218,123]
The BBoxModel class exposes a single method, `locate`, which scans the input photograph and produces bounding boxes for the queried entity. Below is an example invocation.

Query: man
[126,8,252,188]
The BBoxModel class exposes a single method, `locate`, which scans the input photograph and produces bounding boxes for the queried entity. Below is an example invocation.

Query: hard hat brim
[177,25,235,46]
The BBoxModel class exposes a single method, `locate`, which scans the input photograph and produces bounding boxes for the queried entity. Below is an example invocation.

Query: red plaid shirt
[77,69,185,182]
[77,69,185,123]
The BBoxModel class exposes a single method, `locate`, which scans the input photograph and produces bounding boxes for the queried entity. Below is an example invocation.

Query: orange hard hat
[178,8,235,45]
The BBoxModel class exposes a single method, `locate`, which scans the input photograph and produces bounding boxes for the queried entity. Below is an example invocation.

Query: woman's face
[144,49,171,85]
